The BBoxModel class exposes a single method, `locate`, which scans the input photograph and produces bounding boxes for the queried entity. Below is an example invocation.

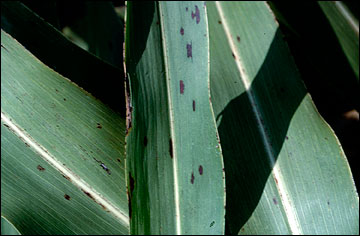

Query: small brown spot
[144,136,148,147]
[273,197,278,205]
[55,89,59,92]
[63,98,66,101]
[169,138,173,158]
[285,136,289,140]
[199,165,203,175]
[192,100,196,111]
[218,20,222,24]
[191,5,200,24]
[180,80,185,94]
[191,172,195,184]
[186,43,192,58]
[241,228,245,232]
[64,194,70,200]
[96,123,102,129]
[117,158,121,163]
[37,165,45,171]
[82,190,94,200]
[99,203,107,210]
[156,21,159,25]
[232,52,236,59]
[62,174,71,181]
[180,27,184,35]
[275,177,278,184]
[222,168,225,172]
[237,36,240,42]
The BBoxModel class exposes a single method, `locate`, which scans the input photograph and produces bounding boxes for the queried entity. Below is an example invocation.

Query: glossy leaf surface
[1,30,129,235]
[125,1,225,234]
[207,2,359,235]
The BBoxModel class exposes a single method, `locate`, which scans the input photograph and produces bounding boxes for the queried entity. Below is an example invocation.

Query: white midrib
[1,112,130,228]
[215,2,303,235]
[158,3,182,235]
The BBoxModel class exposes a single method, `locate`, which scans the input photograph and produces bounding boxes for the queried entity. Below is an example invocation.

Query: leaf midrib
[1,111,130,228]
[215,1,302,234]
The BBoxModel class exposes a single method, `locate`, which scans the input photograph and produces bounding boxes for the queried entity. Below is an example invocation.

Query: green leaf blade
[125,1,225,234]
[1,30,129,235]
[319,1,359,80]
[207,1,359,235]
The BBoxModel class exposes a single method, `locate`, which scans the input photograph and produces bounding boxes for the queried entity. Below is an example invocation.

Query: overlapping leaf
[207,2,359,234]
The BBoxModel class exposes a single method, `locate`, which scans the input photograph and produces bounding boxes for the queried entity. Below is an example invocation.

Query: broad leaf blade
[319,1,359,80]
[1,30,129,235]
[125,1,225,234]
[1,1,125,114]
[207,2,359,235]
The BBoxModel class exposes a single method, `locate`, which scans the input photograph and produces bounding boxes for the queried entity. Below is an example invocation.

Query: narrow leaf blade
[125,1,225,234]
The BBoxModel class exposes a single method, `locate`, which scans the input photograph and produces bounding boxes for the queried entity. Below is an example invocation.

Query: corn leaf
[207,2,359,234]
[1,30,129,235]
[125,2,225,234]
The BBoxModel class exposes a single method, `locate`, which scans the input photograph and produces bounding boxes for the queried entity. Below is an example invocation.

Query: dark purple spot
[37,165,45,171]
[232,52,236,59]
[180,27,184,35]
[169,138,173,158]
[64,194,70,200]
[218,20,222,24]
[199,165,203,175]
[180,80,185,94]
[129,173,135,194]
[82,190,94,200]
[285,136,289,140]
[237,36,240,42]
[192,100,196,111]
[186,7,188,11]
[144,136,148,146]
[191,5,200,24]
[186,43,192,58]
[97,123,102,129]
[273,197,278,205]
[327,200,330,205]
[222,168,225,172]
[128,173,135,218]
[191,172,195,184]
